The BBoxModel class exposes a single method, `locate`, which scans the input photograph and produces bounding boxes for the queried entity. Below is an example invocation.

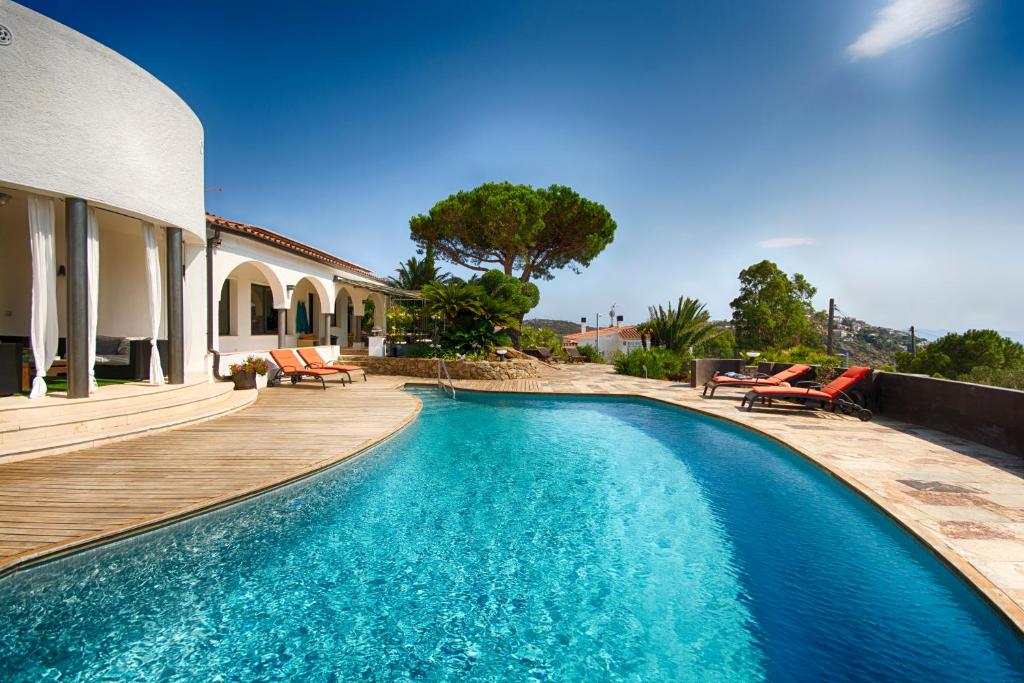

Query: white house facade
[207,214,407,374]
[0,0,206,397]
[0,1,400,399]
[563,324,643,361]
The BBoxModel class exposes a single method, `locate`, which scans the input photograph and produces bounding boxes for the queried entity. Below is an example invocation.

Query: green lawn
[20,376,137,396]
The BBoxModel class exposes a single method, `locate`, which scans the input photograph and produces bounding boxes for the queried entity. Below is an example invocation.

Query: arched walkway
[214,260,287,352]
[288,276,333,344]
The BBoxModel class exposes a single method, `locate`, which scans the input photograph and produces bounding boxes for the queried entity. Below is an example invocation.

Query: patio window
[250,284,278,335]
[218,280,232,336]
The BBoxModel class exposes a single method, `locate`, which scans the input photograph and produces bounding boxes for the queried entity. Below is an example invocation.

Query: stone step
[0,382,256,462]
[0,380,220,428]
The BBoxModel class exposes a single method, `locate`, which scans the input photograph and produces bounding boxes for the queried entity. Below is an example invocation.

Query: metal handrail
[437,358,455,399]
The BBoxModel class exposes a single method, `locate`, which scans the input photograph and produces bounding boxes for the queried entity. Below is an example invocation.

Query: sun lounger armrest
[795,381,823,388]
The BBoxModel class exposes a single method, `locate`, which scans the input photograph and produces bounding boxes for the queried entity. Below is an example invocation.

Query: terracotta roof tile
[206,213,385,281]
[563,325,641,341]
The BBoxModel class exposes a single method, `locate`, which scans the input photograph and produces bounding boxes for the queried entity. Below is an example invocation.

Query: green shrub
[763,344,839,365]
[576,345,604,363]
[957,366,1024,391]
[520,326,565,358]
[614,348,684,380]
[407,343,440,358]
[896,330,1024,377]
[694,329,736,359]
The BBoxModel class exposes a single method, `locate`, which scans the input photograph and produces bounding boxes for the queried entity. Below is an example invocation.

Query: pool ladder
[437,358,456,399]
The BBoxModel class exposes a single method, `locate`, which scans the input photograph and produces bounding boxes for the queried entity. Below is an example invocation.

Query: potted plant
[228,355,269,390]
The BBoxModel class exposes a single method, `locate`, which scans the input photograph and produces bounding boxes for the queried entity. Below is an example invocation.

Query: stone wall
[361,357,541,380]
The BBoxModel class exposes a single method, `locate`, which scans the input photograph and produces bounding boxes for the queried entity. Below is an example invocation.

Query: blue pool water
[1,389,1022,681]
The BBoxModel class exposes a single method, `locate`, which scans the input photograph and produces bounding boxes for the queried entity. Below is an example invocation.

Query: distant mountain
[524,318,588,336]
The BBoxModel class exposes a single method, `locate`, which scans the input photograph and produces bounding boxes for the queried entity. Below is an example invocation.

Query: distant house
[562,324,643,361]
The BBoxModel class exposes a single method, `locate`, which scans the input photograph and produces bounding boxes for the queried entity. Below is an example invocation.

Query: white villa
[563,323,644,361]
[0,1,401,400]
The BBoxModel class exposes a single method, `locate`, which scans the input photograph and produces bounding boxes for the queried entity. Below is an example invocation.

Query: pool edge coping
[411,380,1024,637]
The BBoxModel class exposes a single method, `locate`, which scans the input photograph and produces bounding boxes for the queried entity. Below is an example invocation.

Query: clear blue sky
[22,0,1024,336]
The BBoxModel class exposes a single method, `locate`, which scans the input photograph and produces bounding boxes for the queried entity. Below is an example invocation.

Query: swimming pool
[1,388,1022,680]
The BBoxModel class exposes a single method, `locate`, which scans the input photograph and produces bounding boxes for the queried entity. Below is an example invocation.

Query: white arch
[366,291,387,333]
[290,275,333,313]
[219,260,287,309]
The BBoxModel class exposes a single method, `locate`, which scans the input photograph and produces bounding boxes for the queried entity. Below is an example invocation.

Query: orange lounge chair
[297,347,366,383]
[741,366,873,420]
[269,349,341,390]
[703,363,812,397]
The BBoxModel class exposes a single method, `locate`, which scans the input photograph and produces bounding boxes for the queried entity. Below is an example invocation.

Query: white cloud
[758,236,816,249]
[847,0,971,60]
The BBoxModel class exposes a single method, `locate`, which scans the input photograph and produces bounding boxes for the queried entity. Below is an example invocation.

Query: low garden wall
[362,357,541,381]
[866,372,1024,457]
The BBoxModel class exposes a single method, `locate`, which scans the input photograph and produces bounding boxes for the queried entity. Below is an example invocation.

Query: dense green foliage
[957,366,1024,391]
[895,330,1024,390]
[639,296,722,355]
[763,344,841,366]
[475,270,540,327]
[613,348,684,380]
[693,329,737,359]
[730,260,820,350]
[420,281,484,327]
[409,182,616,282]
[418,270,535,354]
[575,345,604,363]
[520,326,565,357]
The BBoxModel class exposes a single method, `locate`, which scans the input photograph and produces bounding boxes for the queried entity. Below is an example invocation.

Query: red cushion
[748,385,831,399]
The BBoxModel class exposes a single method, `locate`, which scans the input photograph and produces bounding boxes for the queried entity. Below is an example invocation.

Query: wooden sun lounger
[269,349,341,390]
[297,347,366,383]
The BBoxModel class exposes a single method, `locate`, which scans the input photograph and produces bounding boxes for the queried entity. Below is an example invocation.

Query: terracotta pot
[232,370,257,391]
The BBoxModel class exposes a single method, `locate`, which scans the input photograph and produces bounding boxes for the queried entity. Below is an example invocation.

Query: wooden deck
[0,376,420,573]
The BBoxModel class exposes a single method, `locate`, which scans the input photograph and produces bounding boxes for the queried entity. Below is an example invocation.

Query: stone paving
[444,363,1024,631]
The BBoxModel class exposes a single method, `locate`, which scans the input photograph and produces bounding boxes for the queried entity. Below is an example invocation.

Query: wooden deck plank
[0,377,421,573]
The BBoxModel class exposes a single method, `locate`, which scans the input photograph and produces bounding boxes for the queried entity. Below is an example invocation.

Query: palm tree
[390,248,450,290]
[639,296,722,355]
[420,281,484,327]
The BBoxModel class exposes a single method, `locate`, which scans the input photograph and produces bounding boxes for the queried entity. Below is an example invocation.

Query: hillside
[526,316,921,367]
[524,318,589,336]
[828,317,920,367]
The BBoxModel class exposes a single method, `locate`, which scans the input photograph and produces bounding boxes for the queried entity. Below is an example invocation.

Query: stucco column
[352,313,364,348]
[65,198,89,398]
[322,313,332,345]
[276,308,287,349]
[166,227,185,384]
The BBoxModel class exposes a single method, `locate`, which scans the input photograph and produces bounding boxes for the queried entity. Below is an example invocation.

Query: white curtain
[143,222,165,385]
[87,208,100,388]
[27,195,59,399]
